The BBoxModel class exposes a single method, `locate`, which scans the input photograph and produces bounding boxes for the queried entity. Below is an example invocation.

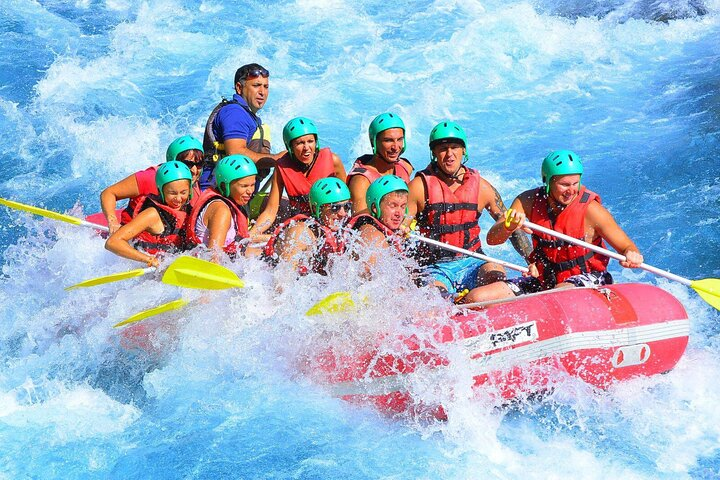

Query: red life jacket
[528,186,609,287]
[130,195,190,255]
[276,147,335,216]
[263,214,346,275]
[346,154,412,185]
[122,180,200,225]
[415,165,482,264]
[347,214,404,253]
[185,187,249,255]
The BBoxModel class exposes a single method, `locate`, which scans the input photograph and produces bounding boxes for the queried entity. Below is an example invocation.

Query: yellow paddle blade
[0,197,83,226]
[65,268,151,290]
[306,292,359,316]
[161,256,244,290]
[691,278,720,311]
[113,299,189,328]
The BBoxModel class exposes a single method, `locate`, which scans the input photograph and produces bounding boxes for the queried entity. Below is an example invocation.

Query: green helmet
[283,117,319,158]
[215,154,258,197]
[366,175,409,220]
[368,112,406,155]
[309,177,351,218]
[429,121,467,150]
[541,150,583,194]
[155,161,193,203]
[166,135,203,162]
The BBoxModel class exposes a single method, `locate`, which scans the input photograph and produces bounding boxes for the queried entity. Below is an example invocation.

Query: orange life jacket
[415,165,482,264]
[263,214,346,275]
[347,214,404,253]
[276,147,335,216]
[528,186,609,287]
[130,195,191,255]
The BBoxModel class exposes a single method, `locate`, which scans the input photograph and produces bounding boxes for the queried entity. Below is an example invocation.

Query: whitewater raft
[309,283,689,419]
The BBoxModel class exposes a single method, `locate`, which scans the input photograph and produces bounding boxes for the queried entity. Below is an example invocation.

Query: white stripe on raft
[327,319,690,397]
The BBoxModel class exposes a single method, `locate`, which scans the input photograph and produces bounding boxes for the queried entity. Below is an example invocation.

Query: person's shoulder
[348,173,370,188]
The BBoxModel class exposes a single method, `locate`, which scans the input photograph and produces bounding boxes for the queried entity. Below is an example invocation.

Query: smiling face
[431,142,465,176]
[162,179,191,209]
[376,191,408,230]
[290,134,317,165]
[549,174,581,206]
[237,76,269,112]
[229,176,256,206]
[175,149,203,185]
[375,128,404,163]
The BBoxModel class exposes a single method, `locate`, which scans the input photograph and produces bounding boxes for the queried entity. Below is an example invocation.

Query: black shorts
[506,271,613,296]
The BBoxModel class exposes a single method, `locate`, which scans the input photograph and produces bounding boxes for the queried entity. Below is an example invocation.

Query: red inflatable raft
[310,283,689,419]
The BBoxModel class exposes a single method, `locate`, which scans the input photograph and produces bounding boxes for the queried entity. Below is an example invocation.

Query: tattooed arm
[484,183,533,263]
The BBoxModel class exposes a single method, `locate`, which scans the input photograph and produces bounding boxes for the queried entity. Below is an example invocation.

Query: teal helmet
[215,154,258,197]
[429,121,468,163]
[541,150,583,194]
[368,112,406,155]
[366,175,409,220]
[166,135,203,162]
[283,117,320,158]
[309,177,351,218]
[155,161,193,203]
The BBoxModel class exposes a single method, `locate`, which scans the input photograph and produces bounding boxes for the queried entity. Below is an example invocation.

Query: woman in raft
[105,161,193,267]
[251,117,346,238]
[185,154,258,260]
[99,135,204,234]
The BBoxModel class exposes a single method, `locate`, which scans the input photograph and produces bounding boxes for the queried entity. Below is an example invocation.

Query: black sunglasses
[326,201,352,214]
[242,67,270,79]
[179,159,204,169]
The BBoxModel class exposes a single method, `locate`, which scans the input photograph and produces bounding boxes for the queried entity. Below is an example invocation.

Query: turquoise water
[1,0,719,478]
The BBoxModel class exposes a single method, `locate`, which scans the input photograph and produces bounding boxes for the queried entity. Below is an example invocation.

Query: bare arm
[252,169,283,235]
[332,153,347,182]
[100,174,140,234]
[105,208,163,266]
[223,138,285,169]
[482,182,533,261]
[586,202,644,268]
[348,175,371,216]
[274,222,317,272]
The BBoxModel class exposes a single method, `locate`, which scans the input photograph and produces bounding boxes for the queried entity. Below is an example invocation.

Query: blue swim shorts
[424,256,487,294]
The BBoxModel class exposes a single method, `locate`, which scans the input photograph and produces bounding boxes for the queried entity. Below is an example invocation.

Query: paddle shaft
[0,197,109,233]
[78,220,109,232]
[522,219,692,287]
[412,233,529,274]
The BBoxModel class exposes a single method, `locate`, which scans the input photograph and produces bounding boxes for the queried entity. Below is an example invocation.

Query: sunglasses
[242,67,270,79]
[325,201,352,214]
[179,159,204,169]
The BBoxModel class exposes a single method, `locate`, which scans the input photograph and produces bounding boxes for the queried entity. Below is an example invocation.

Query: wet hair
[176,148,203,163]
[234,63,269,85]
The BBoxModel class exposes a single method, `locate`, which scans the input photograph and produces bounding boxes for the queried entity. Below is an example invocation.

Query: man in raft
[105,161,193,267]
[99,135,203,234]
[347,112,414,215]
[470,150,644,301]
[263,177,352,276]
[186,155,257,261]
[201,63,285,190]
[405,121,532,303]
[348,174,408,252]
[251,117,346,238]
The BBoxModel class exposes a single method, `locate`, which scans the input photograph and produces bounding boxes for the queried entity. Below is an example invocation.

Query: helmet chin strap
[296,150,319,174]
[432,155,467,181]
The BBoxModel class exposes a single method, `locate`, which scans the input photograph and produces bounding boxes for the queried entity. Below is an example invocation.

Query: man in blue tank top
[202,63,286,190]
